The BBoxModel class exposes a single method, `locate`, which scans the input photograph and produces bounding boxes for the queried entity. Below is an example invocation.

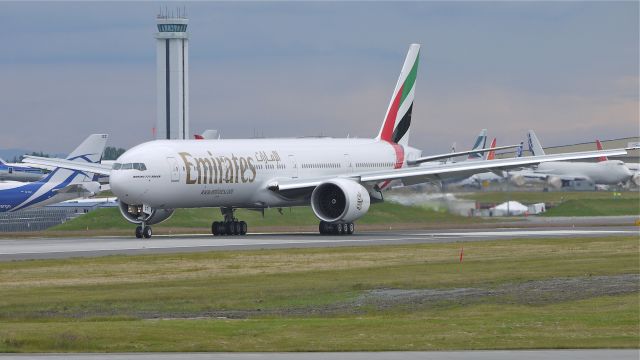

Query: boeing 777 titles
[25,44,629,238]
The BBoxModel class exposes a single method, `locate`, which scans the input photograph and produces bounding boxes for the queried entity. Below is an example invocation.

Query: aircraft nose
[110,170,127,199]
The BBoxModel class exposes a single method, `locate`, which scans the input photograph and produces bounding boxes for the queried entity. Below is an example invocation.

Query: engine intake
[311,179,370,223]
[118,200,174,225]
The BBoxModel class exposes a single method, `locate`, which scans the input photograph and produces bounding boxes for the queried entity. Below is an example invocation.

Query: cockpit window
[133,163,147,171]
[117,163,146,171]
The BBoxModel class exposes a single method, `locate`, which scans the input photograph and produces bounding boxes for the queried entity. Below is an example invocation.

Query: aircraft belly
[155,181,268,209]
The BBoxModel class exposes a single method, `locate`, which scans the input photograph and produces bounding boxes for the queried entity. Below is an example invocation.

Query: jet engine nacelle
[118,200,174,225]
[546,176,563,189]
[310,178,371,223]
[509,174,526,187]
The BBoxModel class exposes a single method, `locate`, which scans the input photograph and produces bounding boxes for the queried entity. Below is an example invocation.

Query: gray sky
[0,1,638,155]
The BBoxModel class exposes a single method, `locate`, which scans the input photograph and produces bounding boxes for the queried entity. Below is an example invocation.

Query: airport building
[155,10,190,140]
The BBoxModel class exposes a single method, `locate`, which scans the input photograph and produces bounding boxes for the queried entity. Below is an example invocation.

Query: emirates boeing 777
[24,44,629,238]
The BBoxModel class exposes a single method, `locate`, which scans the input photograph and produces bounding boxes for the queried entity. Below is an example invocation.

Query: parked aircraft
[454,138,506,188]
[24,45,628,238]
[0,158,44,182]
[509,131,633,188]
[0,134,107,212]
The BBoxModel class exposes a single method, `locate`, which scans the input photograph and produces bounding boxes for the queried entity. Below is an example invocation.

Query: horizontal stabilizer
[23,156,112,176]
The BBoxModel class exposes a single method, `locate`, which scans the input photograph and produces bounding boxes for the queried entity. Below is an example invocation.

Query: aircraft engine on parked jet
[310,178,371,223]
[546,176,563,189]
[118,201,174,225]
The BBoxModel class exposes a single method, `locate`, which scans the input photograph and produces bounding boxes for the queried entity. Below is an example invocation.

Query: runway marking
[407,230,638,237]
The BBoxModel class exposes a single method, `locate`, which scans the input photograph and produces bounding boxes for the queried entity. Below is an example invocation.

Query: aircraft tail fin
[527,130,545,156]
[66,134,108,164]
[467,129,487,160]
[376,44,420,147]
[37,134,109,185]
[596,139,608,162]
[486,138,497,160]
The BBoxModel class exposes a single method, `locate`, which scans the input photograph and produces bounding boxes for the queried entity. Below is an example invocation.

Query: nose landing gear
[212,207,248,236]
[135,223,153,239]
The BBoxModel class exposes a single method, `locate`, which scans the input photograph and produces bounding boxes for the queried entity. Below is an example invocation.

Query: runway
[0,350,637,360]
[0,226,636,261]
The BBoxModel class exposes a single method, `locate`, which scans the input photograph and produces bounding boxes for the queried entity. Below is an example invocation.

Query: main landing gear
[212,207,248,236]
[135,223,153,239]
[319,221,354,235]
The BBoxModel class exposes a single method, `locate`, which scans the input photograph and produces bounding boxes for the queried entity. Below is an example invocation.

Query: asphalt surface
[0,350,637,360]
[0,226,637,261]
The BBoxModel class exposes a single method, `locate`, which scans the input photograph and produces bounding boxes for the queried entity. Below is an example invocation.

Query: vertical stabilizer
[66,134,108,164]
[596,139,608,162]
[376,44,420,146]
[467,129,487,160]
[486,138,497,160]
[527,130,545,156]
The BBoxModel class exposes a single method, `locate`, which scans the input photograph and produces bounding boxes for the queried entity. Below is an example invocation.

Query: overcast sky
[0,1,637,155]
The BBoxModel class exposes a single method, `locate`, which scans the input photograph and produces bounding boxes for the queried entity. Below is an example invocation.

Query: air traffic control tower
[155,11,189,140]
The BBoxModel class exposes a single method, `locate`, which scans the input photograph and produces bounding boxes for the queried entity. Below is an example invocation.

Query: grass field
[0,236,637,352]
[458,190,640,204]
[543,199,640,216]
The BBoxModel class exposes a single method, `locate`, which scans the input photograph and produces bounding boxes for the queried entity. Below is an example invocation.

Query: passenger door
[166,157,180,182]
[288,154,298,179]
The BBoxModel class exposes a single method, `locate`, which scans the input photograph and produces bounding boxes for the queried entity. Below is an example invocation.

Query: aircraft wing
[272,148,627,192]
[407,144,520,165]
[22,156,113,176]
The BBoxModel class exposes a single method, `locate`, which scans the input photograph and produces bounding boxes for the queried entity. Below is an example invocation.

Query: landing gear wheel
[142,226,152,239]
[233,221,242,235]
[224,222,233,236]
[135,226,143,239]
[240,221,247,235]
[347,222,354,234]
[336,223,344,235]
[211,221,219,236]
[218,222,227,235]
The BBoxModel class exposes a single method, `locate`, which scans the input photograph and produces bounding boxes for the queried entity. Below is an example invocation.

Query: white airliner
[24,44,628,238]
[508,130,634,188]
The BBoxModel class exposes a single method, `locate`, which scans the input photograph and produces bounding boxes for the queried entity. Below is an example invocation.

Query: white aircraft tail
[527,130,545,156]
[39,134,108,185]
[376,44,420,147]
[66,134,108,163]
[467,129,487,160]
